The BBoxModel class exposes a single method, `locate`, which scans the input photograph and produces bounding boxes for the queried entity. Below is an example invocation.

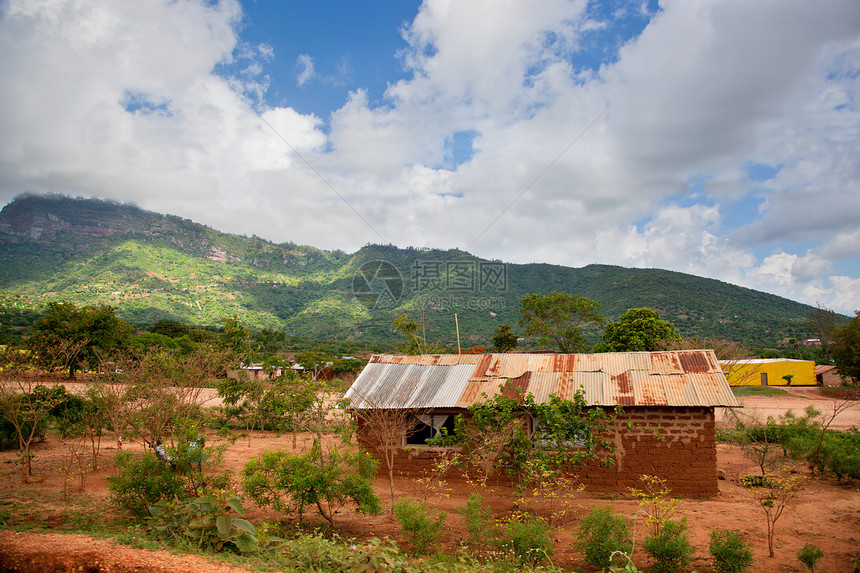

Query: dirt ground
[0,387,858,572]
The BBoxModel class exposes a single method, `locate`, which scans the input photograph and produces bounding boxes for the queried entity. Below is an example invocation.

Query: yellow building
[719,358,817,386]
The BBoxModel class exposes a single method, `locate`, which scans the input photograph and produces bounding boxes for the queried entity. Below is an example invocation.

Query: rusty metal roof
[345,351,739,409]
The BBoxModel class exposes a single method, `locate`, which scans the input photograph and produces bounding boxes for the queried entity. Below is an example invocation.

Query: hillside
[0,193,825,349]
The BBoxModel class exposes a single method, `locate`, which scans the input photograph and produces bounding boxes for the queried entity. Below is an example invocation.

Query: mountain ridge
[0,193,825,348]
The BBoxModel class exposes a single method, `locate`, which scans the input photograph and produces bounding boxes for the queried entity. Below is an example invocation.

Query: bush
[642,517,694,573]
[107,451,186,518]
[147,490,262,553]
[393,497,445,555]
[575,505,632,568]
[242,444,382,526]
[798,542,824,571]
[459,493,495,547]
[710,529,754,573]
[498,517,554,566]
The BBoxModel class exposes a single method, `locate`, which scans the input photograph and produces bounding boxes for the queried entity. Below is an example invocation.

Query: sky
[1,0,859,315]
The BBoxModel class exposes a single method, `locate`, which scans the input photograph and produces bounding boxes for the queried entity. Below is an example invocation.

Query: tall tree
[492,323,519,353]
[597,308,680,352]
[519,292,603,353]
[807,304,837,362]
[393,313,423,355]
[830,311,860,383]
[29,302,131,379]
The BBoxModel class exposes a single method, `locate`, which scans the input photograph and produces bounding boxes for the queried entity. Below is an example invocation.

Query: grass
[730,386,791,397]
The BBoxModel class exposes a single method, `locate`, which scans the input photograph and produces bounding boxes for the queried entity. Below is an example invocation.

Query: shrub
[710,529,754,573]
[798,542,824,572]
[498,517,554,566]
[147,490,262,553]
[575,505,632,568]
[642,517,694,573]
[459,493,495,547]
[392,497,445,555]
[107,451,186,518]
[242,444,382,526]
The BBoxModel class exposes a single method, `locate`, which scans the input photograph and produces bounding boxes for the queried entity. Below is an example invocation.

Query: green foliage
[459,493,495,547]
[241,443,382,526]
[392,497,446,555]
[108,451,186,518]
[497,517,554,566]
[596,308,680,352]
[519,291,603,353]
[641,517,694,573]
[393,313,423,355]
[575,506,632,569]
[147,490,262,553]
[831,311,860,382]
[798,542,824,572]
[492,323,518,353]
[28,301,132,378]
[710,529,754,573]
[446,389,615,488]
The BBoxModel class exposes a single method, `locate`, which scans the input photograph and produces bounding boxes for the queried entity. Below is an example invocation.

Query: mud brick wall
[358,406,718,497]
[578,406,718,497]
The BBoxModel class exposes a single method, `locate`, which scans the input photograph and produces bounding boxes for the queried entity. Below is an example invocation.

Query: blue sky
[1,0,859,314]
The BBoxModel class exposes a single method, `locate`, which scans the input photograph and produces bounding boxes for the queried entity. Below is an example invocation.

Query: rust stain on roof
[348,351,740,409]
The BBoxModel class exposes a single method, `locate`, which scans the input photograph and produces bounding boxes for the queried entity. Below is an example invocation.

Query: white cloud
[296,54,315,87]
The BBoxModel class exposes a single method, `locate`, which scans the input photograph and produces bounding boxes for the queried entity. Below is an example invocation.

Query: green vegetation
[709,529,754,573]
[730,386,791,397]
[641,517,694,573]
[392,497,446,555]
[519,291,603,353]
[575,506,632,569]
[0,194,836,350]
[798,542,824,572]
[596,307,680,352]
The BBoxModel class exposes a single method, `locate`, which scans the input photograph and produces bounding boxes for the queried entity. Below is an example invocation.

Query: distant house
[227,363,287,381]
[721,358,817,386]
[815,364,848,387]
[345,351,738,497]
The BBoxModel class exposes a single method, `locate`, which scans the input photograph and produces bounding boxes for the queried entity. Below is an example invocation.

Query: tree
[519,292,603,353]
[596,308,680,352]
[252,327,287,359]
[150,319,192,339]
[0,341,84,481]
[830,311,860,383]
[393,313,423,355]
[29,302,131,379]
[806,304,837,362]
[218,314,251,365]
[294,347,334,381]
[744,473,804,558]
[492,323,519,353]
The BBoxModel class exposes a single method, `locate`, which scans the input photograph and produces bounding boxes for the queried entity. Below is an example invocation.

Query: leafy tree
[29,302,132,379]
[252,327,287,359]
[806,304,837,362]
[519,291,602,353]
[830,311,860,383]
[150,319,192,339]
[294,347,334,380]
[0,342,84,480]
[241,442,382,526]
[597,308,680,352]
[393,313,423,355]
[443,387,616,489]
[218,315,251,365]
[492,323,519,353]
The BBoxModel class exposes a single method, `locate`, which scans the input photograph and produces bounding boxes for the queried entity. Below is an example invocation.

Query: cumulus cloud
[1,0,859,314]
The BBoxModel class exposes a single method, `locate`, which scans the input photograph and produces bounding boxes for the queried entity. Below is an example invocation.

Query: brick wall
[358,406,718,497]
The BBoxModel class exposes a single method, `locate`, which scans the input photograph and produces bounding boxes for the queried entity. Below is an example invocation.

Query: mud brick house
[345,351,739,497]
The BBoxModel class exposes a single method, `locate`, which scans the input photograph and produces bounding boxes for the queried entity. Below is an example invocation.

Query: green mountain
[0,193,826,349]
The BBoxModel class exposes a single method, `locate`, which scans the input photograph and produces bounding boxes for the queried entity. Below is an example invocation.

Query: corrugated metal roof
[347,351,739,408]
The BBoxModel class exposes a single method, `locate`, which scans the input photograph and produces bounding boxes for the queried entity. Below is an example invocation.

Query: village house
[721,358,817,386]
[345,350,738,497]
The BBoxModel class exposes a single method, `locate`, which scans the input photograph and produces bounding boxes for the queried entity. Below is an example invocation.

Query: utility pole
[454,313,461,355]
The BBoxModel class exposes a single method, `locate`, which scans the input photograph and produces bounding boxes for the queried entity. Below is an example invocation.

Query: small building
[815,364,845,387]
[720,358,816,386]
[345,350,738,497]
